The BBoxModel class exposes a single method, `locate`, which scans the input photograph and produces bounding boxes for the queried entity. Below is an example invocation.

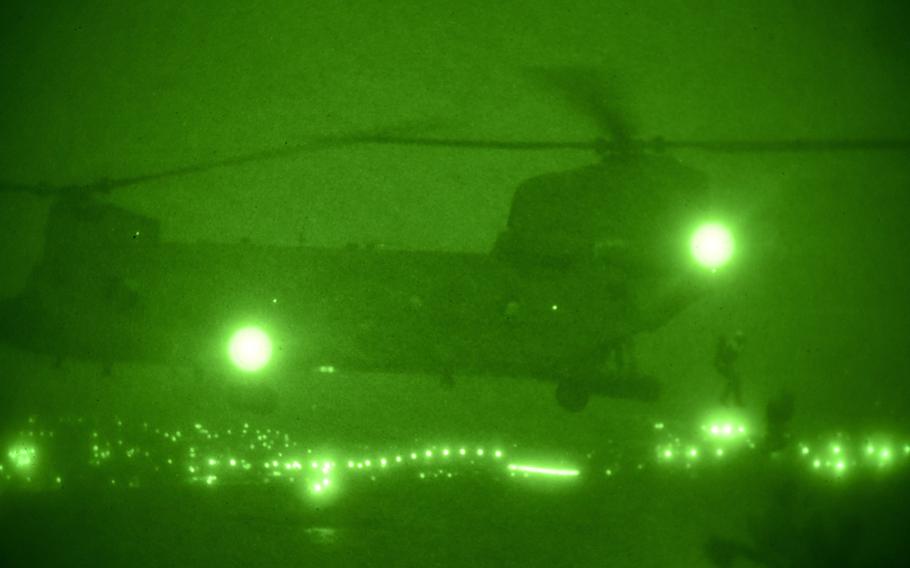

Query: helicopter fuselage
[1,152,721,410]
[1,224,702,409]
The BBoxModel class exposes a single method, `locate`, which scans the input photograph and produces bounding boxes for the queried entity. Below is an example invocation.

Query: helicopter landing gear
[553,341,661,410]
[595,340,661,401]
[601,339,636,380]
[556,377,591,412]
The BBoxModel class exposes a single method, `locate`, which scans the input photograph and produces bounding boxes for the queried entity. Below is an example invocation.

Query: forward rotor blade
[321,134,598,151]
[526,65,634,144]
[323,134,910,154]
[647,137,910,153]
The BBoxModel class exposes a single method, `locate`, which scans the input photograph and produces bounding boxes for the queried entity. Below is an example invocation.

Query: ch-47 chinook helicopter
[2,69,909,411]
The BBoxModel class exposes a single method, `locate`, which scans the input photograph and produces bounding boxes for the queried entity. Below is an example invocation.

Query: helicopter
[2,69,909,412]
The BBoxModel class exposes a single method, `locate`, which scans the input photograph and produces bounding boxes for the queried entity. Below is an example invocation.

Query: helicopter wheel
[555,378,590,412]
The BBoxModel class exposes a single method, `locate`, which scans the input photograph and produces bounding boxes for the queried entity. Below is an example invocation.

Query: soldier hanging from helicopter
[715,330,746,406]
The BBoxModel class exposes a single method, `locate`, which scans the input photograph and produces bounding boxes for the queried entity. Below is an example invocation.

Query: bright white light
[228,327,273,372]
[7,444,36,468]
[507,464,579,477]
[690,223,734,270]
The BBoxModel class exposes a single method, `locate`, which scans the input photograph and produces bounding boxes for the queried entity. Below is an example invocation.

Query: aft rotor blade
[0,138,357,197]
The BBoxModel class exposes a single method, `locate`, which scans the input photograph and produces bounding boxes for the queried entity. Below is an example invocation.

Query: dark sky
[1,0,909,439]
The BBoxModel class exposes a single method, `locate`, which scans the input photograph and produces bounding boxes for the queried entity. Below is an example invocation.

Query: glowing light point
[395,456,402,463]
[8,444,36,468]
[459,448,466,456]
[688,448,699,458]
[477,449,485,457]
[813,459,822,469]
[690,223,734,270]
[228,326,273,372]
[494,450,503,459]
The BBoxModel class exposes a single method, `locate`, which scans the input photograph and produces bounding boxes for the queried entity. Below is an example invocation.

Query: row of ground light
[4,416,909,494]
[644,417,910,480]
[1,417,542,493]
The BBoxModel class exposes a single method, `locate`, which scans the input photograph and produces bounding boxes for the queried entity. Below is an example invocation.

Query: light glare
[228,327,273,372]
[690,223,734,270]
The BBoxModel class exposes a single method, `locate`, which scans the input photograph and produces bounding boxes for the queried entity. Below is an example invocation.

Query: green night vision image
[1,1,909,567]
